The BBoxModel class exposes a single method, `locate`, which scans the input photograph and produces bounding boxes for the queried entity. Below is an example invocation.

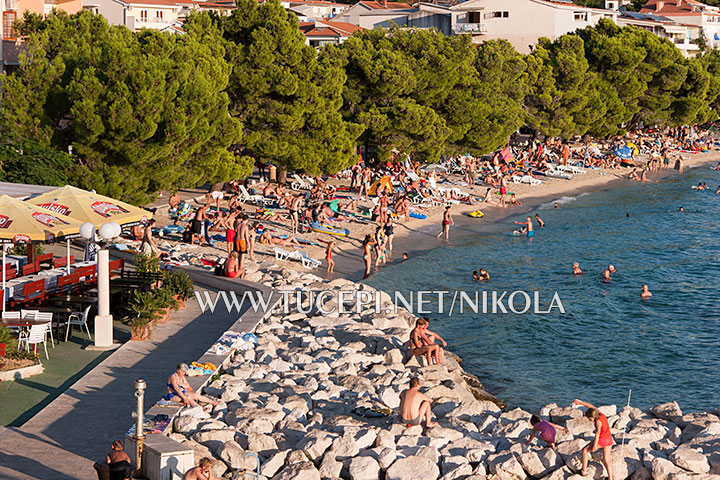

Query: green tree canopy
[0,136,73,185]
[204,0,361,174]
[1,10,247,204]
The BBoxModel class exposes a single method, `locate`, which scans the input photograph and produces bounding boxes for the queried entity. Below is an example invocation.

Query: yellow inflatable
[468,210,484,218]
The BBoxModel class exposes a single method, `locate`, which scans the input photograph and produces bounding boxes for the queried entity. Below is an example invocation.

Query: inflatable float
[310,222,349,237]
[467,210,484,218]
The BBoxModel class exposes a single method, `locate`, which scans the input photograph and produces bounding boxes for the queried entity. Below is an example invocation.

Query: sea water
[366,166,720,412]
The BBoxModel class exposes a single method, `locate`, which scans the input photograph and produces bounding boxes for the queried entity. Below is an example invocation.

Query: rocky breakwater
[169,266,720,480]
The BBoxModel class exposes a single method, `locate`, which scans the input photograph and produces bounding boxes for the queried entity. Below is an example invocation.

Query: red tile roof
[640,0,711,16]
[124,0,179,5]
[361,0,412,9]
[319,20,364,33]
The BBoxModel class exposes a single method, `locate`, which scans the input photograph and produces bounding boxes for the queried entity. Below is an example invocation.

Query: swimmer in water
[679,206,684,212]
[572,262,583,275]
[402,253,408,261]
[641,285,652,299]
[513,216,534,237]
[472,271,481,282]
[717,185,720,195]
[608,265,616,274]
[554,203,559,209]
[479,268,490,281]
[535,214,545,227]
[602,269,612,282]
[626,212,631,217]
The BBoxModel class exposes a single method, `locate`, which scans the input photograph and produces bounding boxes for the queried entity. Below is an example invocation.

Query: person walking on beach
[526,415,568,450]
[499,176,508,207]
[362,234,375,279]
[384,216,395,257]
[561,140,570,166]
[573,399,615,480]
[514,216,534,237]
[322,239,336,274]
[437,206,454,240]
[289,195,302,234]
[399,378,438,428]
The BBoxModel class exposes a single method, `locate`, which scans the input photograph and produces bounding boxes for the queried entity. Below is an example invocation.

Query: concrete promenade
[0,275,273,479]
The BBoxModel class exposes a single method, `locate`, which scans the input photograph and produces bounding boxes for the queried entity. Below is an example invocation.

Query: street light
[80,221,121,349]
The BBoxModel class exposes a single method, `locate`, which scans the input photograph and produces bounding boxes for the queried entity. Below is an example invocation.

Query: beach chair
[239,185,272,206]
[291,174,312,190]
[556,164,586,175]
[273,247,293,261]
[298,252,321,269]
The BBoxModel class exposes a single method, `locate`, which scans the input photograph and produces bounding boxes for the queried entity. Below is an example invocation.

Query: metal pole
[134,379,146,478]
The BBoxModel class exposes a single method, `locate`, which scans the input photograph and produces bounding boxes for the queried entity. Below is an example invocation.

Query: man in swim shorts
[513,216,534,237]
[399,378,438,428]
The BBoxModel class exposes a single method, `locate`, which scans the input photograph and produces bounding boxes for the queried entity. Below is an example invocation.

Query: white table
[4,255,28,270]
[2,261,96,302]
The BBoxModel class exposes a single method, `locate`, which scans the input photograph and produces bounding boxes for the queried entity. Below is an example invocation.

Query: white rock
[386,456,440,480]
[260,450,288,478]
[375,430,396,449]
[296,430,335,461]
[348,456,380,480]
[650,402,683,421]
[271,461,320,480]
[318,454,343,478]
[218,440,257,470]
[247,433,279,457]
[652,457,685,480]
[669,447,710,473]
[487,452,526,480]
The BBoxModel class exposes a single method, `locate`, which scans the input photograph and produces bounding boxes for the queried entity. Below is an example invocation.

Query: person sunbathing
[259,231,302,246]
[165,363,219,410]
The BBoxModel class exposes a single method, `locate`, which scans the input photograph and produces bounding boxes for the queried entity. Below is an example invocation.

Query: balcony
[4,0,17,10]
[453,23,487,34]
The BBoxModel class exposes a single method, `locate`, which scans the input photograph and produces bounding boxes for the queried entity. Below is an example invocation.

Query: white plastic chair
[2,311,22,337]
[35,312,55,347]
[291,174,311,191]
[273,247,293,261]
[66,305,92,341]
[19,323,49,360]
[299,252,321,269]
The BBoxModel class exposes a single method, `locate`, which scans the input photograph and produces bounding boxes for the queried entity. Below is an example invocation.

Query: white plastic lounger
[239,185,272,206]
[273,247,293,261]
[556,164,586,175]
[291,174,312,190]
[299,252,321,269]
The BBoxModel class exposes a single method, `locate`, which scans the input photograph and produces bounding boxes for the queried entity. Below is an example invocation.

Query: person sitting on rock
[183,457,218,480]
[165,363,219,411]
[399,377,438,428]
[409,318,440,365]
[419,317,446,365]
[526,415,568,450]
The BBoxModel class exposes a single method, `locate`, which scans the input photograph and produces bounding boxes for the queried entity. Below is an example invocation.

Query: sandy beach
[145,150,720,283]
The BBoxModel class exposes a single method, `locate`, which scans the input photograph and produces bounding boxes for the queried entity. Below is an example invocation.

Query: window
[3,11,15,40]
[483,11,508,19]
[468,11,481,23]
[140,9,148,21]
[574,12,587,21]
[156,10,163,20]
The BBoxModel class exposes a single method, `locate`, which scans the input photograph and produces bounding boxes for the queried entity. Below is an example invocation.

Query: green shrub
[163,270,194,301]
[6,349,39,363]
[135,253,160,274]
[0,325,18,351]
[125,290,162,328]
[11,243,44,256]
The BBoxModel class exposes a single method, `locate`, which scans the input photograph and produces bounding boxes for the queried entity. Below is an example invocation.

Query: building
[613,8,701,57]
[640,0,720,49]
[335,0,450,33]
[449,0,617,53]
[82,0,181,31]
[281,0,349,21]
[299,19,363,46]
[2,0,83,70]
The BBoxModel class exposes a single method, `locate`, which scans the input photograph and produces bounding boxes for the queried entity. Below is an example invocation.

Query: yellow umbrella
[27,185,152,228]
[0,194,83,243]
[0,195,84,311]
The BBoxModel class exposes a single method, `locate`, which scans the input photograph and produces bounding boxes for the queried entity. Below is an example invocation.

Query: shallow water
[366,166,720,412]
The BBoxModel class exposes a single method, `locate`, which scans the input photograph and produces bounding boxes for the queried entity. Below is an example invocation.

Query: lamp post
[133,378,146,477]
[80,221,121,349]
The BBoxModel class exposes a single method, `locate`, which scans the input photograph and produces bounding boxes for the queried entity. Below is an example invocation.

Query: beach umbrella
[0,195,84,311]
[27,185,152,229]
[613,145,633,159]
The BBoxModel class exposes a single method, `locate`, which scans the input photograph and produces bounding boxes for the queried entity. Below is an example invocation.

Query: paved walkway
[0,277,273,479]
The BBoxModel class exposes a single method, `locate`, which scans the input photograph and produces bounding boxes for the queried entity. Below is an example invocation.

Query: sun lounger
[556,164,586,175]
[512,175,543,186]
[291,174,312,190]
[298,252,321,269]
[239,185,273,206]
[273,247,294,261]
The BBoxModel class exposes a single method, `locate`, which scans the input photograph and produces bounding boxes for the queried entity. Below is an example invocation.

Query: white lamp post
[81,221,121,350]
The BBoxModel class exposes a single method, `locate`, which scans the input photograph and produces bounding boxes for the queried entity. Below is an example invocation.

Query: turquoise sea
[366,166,720,412]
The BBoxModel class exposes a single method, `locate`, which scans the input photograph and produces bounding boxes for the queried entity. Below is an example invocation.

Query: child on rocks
[526,415,568,450]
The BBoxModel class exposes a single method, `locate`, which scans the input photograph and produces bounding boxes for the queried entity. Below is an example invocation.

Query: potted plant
[153,287,178,323]
[125,290,162,339]
[163,270,194,309]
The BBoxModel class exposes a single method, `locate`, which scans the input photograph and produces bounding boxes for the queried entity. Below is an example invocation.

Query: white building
[640,0,720,49]
[281,0,349,20]
[612,9,701,57]
[449,0,617,53]
[83,0,181,31]
[299,19,364,46]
